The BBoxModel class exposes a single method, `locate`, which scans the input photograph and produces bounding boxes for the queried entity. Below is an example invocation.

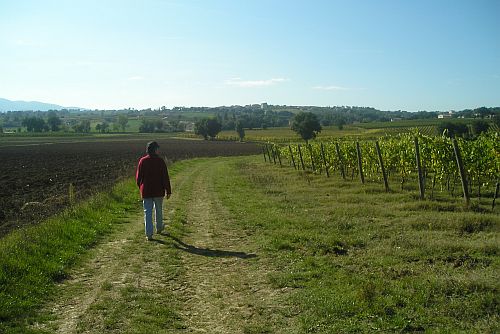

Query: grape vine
[266,131,499,201]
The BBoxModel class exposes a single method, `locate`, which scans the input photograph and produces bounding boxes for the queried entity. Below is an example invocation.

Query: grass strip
[0,178,140,333]
[213,156,500,333]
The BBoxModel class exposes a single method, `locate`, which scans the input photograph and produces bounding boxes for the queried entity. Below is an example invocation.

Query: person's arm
[162,160,172,197]
[135,159,143,187]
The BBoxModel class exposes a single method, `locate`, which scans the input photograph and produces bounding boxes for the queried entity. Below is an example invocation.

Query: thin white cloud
[225,77,287,87]
[312,85,350,91]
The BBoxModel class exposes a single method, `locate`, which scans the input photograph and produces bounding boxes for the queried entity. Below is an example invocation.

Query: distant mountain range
[0,98,71,112]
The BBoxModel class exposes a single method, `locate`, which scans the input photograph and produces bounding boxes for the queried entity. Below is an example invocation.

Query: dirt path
[170,163,293,333]
[35,159,295,333]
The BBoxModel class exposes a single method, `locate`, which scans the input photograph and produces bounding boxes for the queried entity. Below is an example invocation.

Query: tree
[139,119,156,133]
[117,114,129,131]
[493,115,500,128]
[206,118,222,139]
[194,119,209,140]
[95,122,109,133]
[47,112,62,131]
[291,112,322,143]
[154,119,165,132]
[73,120,91,133]
[471,120,490,136]
[22,117,48,132]
[235,120,245,141]
[437,122,469,138]
[336,116,346,130]
[475,106,490,118]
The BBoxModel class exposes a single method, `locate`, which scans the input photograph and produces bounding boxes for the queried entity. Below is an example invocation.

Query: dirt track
[35,158,295,333]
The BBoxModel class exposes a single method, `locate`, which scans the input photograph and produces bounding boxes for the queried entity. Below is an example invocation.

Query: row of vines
[263,131,499,207]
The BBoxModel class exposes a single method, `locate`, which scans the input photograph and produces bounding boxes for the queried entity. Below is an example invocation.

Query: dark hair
[146,141,159,154]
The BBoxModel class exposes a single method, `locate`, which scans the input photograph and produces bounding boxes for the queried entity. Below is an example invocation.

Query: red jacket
[135,154,172,198]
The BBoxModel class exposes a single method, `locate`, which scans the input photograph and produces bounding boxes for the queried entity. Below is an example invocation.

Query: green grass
[1,156,498,332]
[212,156,500,333]
[0,179,139,333]
[0,159,199,333]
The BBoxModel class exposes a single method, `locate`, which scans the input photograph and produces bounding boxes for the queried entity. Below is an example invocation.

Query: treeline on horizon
[1,105,499,134]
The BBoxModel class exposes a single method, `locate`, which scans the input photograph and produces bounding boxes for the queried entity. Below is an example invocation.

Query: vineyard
[216,124,441,142]
[264,131,500,208]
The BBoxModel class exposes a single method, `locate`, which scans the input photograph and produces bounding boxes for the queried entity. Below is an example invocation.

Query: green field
[1,155,498,333]
[4,113,497,143]
[216,124,431,142]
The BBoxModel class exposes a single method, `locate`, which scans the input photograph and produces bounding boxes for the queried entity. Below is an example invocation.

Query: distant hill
[0,98,66,112]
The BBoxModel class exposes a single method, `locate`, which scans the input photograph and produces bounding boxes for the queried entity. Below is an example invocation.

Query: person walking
[136,141,172,241]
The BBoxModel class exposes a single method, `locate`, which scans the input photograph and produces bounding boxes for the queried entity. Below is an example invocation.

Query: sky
[0,0,499,111]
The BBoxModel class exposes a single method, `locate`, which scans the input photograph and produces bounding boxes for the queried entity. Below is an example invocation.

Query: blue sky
[0,0,499,111]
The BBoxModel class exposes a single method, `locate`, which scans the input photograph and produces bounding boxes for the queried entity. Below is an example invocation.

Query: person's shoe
[146,236,153,241]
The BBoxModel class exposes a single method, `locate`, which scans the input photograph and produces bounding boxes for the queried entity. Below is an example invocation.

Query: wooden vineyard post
[493,182,499,209]
[356,141,365,184]
[297,144,306,171]
[414,137,425,200]
[320,143,329,177]
[375,141,389,192]
[452,139,470,207]
[271,145,277,164]
[266,145,272,163]
[275,146,282,167]
[288,145,297,169]
[262,146,267,162]
[335,142,346,180]
[308,144,316,172]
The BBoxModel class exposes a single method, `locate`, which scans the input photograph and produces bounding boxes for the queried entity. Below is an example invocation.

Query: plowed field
[0,138,260,236]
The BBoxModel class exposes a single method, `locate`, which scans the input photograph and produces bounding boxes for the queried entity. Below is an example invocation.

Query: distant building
[261,103,268,109]
[390,118,402,122]
[181,121,195,132]
[438,111,454,119]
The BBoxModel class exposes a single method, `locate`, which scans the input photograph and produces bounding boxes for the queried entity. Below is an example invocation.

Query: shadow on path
[154,234,257,259]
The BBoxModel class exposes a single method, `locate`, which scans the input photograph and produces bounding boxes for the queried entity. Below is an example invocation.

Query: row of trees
[191,112,320,142]
[305,106,500,126]
[437,120,492,138]
[8,113,129,133]
[3,109,497,140]
[161,105,500,126]
[138,118,185,133]
[196,111,493,142]
[21,112,62,132]
[193,118,245,141]
[213,108,293,130]
[263,112,494,143]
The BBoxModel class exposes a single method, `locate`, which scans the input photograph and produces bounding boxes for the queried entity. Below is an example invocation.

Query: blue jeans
[143,197,164,238]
